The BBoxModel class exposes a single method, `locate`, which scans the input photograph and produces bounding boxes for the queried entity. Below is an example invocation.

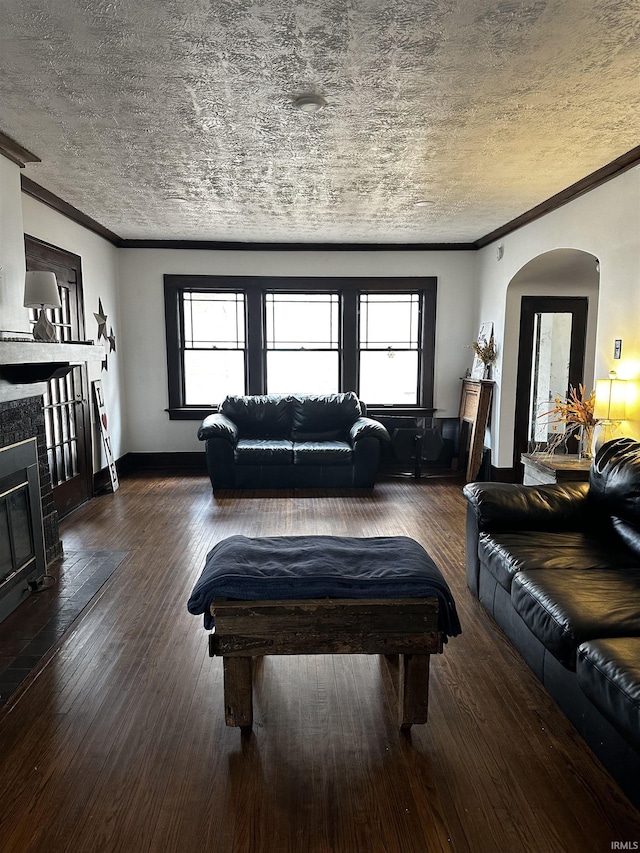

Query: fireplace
[0,438,46,621]
[0,395,62,566]
[0,341,104,615]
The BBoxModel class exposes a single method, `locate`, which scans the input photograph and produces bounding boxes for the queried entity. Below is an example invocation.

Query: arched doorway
[506,249,600,477]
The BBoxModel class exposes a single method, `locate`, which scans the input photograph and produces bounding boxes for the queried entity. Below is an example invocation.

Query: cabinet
[458,379,493,481]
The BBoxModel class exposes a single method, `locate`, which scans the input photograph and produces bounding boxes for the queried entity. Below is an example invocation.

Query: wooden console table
[458,379,493,481]
[521,453,591,485]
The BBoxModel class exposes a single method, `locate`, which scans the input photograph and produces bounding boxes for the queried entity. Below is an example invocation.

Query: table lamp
[24,271,61,343]
[594,370,627,451]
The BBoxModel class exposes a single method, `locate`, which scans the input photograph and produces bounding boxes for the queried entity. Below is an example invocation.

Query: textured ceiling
[0,0,638,243]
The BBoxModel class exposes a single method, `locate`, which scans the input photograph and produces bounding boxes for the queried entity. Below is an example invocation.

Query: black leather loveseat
[198,392,390,490]
[463,437,640,808]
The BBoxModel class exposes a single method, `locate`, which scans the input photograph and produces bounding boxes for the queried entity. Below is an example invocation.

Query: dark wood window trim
[164,275,437,420]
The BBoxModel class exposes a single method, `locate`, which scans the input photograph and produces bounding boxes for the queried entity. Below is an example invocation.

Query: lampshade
[24,271,61,309]
[594,371,627,421]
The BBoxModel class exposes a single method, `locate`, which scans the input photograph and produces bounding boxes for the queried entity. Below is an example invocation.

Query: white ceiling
[1,0,638,244]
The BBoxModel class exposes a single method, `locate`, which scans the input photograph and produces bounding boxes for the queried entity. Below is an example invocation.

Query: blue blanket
[187,535,461,638]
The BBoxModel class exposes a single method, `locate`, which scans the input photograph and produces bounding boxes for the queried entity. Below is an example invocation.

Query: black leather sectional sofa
[463,437,640,808]
[198,392,390,489]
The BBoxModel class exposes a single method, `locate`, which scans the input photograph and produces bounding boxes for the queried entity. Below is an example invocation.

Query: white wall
[477,165,640,468]
[0,156,28,333]
[11,161,639,468]
[20,194,125,464]
[118,249,478,452]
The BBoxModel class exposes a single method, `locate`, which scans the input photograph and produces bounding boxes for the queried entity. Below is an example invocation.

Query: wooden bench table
[208,595,443,730]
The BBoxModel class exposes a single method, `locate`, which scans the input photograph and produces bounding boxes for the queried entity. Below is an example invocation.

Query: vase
[578,424,595,460]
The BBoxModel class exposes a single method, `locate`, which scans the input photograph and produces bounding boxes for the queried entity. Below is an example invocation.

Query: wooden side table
[520,453,591,485]
[459,379,493,481]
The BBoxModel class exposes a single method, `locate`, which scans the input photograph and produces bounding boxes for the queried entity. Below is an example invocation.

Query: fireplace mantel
[0,340,105,402]
[0,340,104,366]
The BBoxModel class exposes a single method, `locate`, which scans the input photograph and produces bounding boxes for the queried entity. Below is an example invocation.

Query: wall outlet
[614,339,622,359]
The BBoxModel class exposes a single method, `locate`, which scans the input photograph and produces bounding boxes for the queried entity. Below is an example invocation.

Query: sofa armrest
[197,413,238,445]
[348,417,391,446]
[462,480,590,532]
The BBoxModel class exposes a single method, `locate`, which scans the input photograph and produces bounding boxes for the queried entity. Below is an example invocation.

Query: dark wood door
[513,296,588,478]
[24,237,93,517]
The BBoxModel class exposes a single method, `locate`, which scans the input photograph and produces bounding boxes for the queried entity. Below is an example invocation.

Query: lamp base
[594,421,620,453]
[32,309,57,343]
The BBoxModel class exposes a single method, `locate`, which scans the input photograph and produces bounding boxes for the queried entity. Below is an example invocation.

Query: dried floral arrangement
[471,332,497,365]
[538,384,598,455]
[543,384,597,427]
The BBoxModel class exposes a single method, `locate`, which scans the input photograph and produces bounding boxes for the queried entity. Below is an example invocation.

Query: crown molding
[118,239,475,250]
[20,176,122,245]
[0,132,40,168]
[476,143,640,249]
[18,144,640,252]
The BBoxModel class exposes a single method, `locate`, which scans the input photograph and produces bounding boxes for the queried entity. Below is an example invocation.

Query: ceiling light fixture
[293,94,327,113]
[413,200,435,207]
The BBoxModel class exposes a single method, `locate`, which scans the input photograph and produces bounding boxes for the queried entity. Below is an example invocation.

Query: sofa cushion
[220,395,292,438]
[511,567,640,669]
[577,637,640,750]
[291,392,362,434]
[588,437,640,526]
[290,429,344,442]
[479,530,640,593]
[293,441,353,466]
[234,439,293,465]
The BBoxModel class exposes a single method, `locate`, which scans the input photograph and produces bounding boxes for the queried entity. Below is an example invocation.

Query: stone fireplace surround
[0,395,61,564]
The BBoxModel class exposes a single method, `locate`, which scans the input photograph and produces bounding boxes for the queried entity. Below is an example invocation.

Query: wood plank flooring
[0,472,638,852]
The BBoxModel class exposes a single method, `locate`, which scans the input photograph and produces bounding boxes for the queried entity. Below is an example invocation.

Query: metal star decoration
[107,327,116,353]
[94,299,107,340]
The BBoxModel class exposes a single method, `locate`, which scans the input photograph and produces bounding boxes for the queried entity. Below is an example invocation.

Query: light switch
[614,339,622,359]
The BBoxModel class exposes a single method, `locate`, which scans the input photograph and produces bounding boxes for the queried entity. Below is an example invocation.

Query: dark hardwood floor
[0,472,638,852]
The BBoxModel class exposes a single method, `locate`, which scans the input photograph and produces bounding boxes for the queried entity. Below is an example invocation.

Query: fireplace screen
[0,439,46,596]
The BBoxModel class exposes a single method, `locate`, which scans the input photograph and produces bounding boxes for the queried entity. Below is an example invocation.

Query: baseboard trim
[93,466,112,495]
[93,452,206,490]
[96,453,514,483]
[490,465,518,483]
[122,452,207,472]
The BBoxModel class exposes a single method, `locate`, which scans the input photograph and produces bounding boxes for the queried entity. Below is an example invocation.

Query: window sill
[166,407,216,421]
[368,406,436,419]
[167,405,437,421]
